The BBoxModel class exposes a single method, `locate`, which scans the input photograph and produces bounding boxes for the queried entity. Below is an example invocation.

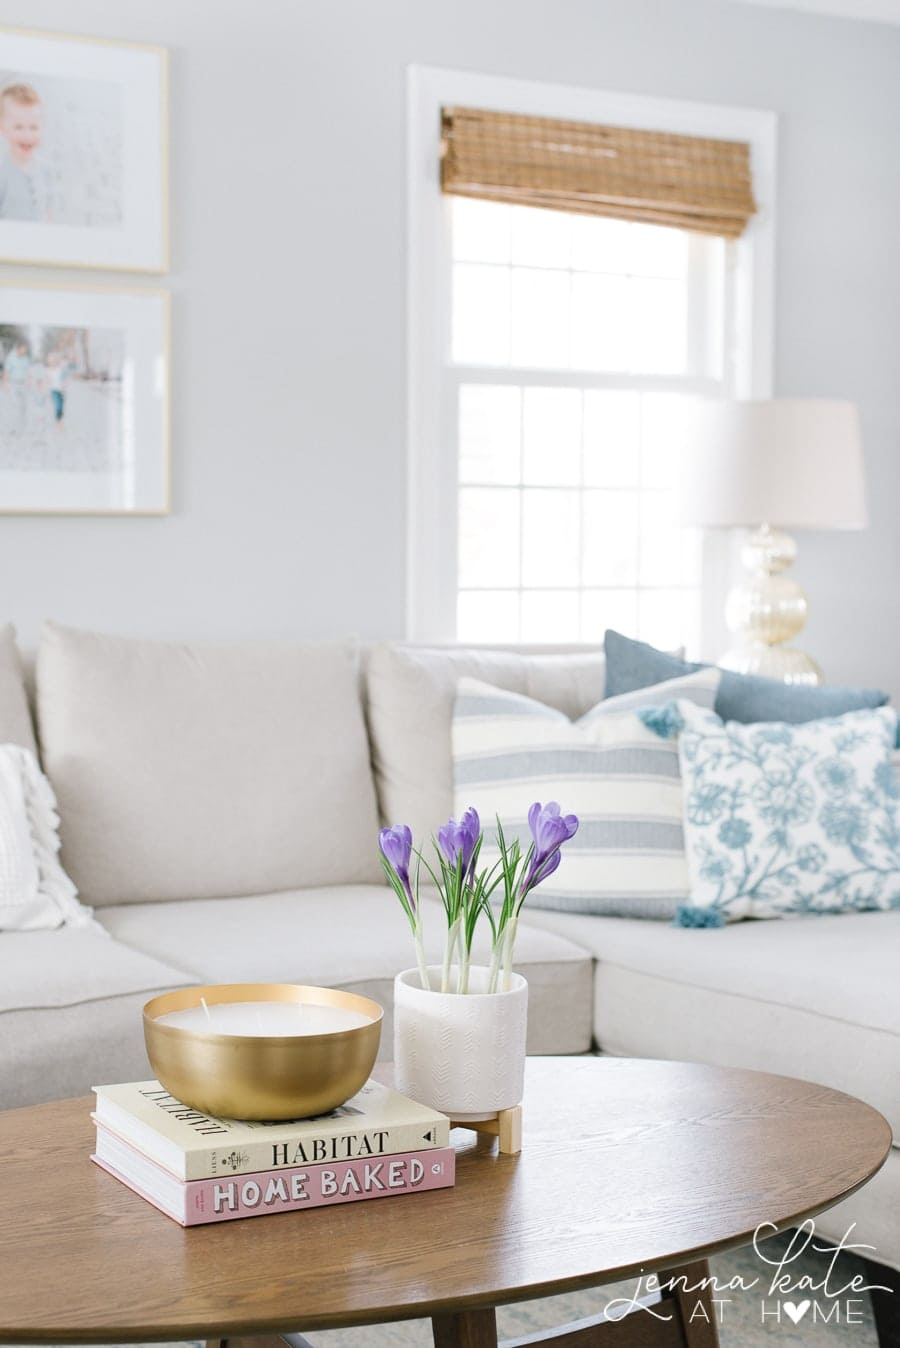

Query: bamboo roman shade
[440,107,756,240]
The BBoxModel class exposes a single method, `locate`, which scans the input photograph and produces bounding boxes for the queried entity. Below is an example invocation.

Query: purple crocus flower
[531,847,562,883]
[379,824,415,908]
[521,801,578,894]
[529,800,579,854]
[437,807,481,880]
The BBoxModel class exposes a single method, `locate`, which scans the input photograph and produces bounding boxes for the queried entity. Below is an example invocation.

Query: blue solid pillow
[603,630,889,724]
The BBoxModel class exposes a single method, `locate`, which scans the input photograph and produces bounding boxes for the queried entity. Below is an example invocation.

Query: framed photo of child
[0,27,167,271]
[0,281,169,514]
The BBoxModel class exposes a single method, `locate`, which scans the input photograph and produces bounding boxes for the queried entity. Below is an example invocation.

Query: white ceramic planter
[393,964,528,1121]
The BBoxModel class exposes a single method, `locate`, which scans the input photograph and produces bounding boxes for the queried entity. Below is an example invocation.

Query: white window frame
[406,65,777,655]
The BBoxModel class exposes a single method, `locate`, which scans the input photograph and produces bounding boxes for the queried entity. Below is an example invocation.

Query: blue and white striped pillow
[451,669,720,919]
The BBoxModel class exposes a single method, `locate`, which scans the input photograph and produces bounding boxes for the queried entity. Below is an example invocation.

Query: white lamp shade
[676,399,867,530]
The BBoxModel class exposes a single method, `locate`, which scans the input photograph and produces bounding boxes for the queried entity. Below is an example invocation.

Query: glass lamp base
[721,526,823,686]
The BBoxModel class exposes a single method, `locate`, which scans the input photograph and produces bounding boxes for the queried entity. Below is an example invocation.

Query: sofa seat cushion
[37,624,381,905]
[0,930,191,1109]
[521,907,900,1135]
[98,885,594,1056]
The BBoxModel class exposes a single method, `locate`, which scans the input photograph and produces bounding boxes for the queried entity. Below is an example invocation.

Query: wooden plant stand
[450,1104,522,1154]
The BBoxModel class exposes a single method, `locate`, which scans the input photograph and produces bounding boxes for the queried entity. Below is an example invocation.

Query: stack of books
[91,1078,454,1225]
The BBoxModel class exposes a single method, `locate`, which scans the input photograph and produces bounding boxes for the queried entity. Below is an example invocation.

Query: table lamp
[677,399,867,685]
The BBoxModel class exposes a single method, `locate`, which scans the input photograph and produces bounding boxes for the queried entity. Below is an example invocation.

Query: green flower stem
[501,915,519,991]
[487,934,503,994]
[442,916,461,993]
[456,943,471,994]
[414,921,431,992]
[488,919,513,992]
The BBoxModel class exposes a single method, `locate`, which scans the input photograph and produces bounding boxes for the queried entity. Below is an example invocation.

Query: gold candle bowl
[143,983,383,1120]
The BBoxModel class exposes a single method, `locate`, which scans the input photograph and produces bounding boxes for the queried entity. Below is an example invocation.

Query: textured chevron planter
[393,965,528,1121]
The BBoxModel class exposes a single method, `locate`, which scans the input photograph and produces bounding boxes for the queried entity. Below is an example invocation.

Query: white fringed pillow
[0,744,95,931]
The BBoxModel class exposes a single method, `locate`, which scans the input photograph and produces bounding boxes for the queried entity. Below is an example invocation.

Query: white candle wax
[157,1001,371,1037]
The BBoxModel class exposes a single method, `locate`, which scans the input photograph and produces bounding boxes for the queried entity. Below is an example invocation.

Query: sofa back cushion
[451,670,720,919]
[37,624,381,906]
[674,700,900,924]
[0,625,38,754]
[604,629,889,722]
[366,642,606,842]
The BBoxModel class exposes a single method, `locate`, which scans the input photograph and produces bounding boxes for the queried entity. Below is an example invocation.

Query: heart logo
[783,1300,811,1324]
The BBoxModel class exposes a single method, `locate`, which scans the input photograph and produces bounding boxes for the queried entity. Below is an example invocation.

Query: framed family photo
[0,27,167,271]
[0,282,169,514]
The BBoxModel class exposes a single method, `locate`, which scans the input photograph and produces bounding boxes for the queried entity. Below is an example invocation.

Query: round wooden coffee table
[0,1058,890,1348]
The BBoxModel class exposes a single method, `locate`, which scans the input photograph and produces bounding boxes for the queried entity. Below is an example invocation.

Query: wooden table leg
[433,1307,499,1347]
[863,1258,900,1348]
[661,1259,721,1347]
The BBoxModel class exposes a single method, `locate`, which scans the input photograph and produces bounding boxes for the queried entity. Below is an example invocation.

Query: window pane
[459,385,521,485]
[452,198,511,264]
[640,393,689,488]
[510,269,570,368]
[458,590,520,643]
[583,391,640,486]
[458,488,520,587]
[580,588,639,642]
[447,197,727,651]
[571,273,629,372]
[452,264,510,365]
[583,491,639,586]
[570,216,631,274]
[511,205,571,269]
[522,387,581,486]
[639,588,701,655]
[522,489,580,587]
[521,590,580,642]
[628,223,689,279]
[629,278,687,375]
[639,493,702,587]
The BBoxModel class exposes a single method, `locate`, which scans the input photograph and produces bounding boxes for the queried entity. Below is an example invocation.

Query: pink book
[92,1122,455,1226]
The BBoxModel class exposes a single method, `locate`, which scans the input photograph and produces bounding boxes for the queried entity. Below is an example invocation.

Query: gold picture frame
[0,278,170,515]
[0,25,168,272]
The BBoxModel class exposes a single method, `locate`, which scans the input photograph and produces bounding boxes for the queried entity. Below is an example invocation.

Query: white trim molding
[406,65,777,648]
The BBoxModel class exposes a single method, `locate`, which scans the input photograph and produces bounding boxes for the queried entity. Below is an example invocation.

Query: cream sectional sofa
[0,623,897,1270]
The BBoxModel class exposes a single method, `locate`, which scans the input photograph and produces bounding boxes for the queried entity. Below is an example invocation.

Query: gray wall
[3,0,899,695]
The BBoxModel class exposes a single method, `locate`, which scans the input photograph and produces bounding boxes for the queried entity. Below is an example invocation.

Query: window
[450,198,727,651]
[408,71,776,656]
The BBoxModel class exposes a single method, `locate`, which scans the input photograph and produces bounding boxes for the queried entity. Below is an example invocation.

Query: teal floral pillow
[674,701,900,926]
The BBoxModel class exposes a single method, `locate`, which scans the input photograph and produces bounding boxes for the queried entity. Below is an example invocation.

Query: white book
[92,1079,449,1181]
